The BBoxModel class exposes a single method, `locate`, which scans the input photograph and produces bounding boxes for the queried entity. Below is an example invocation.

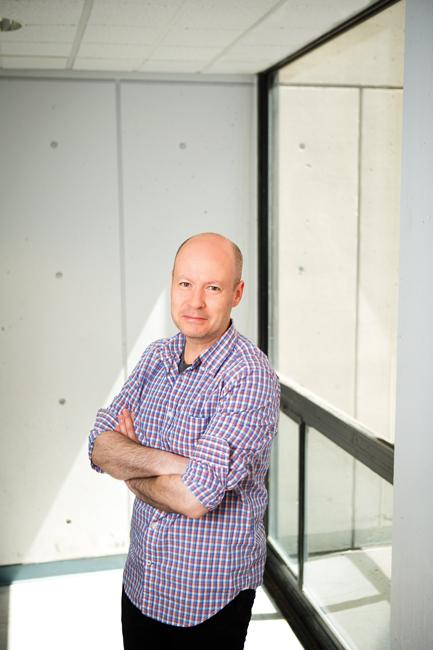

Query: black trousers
[121,586,255,650]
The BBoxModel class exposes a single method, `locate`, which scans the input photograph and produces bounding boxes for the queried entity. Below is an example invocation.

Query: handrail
[280,382,394,484]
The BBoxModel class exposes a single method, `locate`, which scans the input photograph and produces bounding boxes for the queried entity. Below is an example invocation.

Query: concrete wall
[0,75,256,565]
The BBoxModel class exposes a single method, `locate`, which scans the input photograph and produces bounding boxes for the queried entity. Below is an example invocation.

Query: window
[269,0,404,442]
[266,3,404,649]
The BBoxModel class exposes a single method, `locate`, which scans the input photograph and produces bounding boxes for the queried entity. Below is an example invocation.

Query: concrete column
[390,1,433,648]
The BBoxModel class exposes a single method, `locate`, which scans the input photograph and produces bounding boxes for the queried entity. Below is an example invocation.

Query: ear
[232,280,245,308]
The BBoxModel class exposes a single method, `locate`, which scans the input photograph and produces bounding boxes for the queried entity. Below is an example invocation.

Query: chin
[182,323,209,337]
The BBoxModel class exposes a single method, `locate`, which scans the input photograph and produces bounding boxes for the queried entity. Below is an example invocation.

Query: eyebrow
[176,277,223,285]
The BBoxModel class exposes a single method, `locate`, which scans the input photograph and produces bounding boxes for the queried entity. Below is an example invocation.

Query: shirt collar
[163,320,238,376]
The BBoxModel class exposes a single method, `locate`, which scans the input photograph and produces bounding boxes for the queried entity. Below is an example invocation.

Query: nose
[189,287,205,309]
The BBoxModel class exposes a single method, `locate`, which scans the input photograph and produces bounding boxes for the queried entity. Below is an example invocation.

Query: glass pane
[269,1,405,443]
[304,427,392,650]
[268,412,299,574]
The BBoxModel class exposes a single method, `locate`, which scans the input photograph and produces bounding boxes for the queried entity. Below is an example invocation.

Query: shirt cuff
[88,433,104,473]
[181,436,230,511]
[88,409,119,473]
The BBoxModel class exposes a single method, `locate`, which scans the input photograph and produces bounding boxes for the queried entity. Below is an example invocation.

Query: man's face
[171,237,244,351]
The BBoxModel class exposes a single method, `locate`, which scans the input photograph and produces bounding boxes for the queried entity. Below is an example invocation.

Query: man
[89,232,280,649]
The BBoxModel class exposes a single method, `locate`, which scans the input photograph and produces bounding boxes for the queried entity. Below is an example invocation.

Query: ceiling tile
[206,59,265,74]
[239,0,375,52]
[240,26,301,47]
[0,25,76,43]
[218,44,293,63]
[212,0,377,73]
[0,42,72,57]
[78,42,153,59]
[138,59,206,73]
[0,0,84,25]
[74,56,143,71]
[81,25,159,45]
[0,55,67,69]
[88,0,184,28]
[0,0,389,76]
[151,45,220,62]
[173,0,279,30]
[263,0,375,30]
[160,28,241,48]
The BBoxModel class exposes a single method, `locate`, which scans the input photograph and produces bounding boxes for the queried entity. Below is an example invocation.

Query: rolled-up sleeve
[181,366,280,511]
[88,341,159,471]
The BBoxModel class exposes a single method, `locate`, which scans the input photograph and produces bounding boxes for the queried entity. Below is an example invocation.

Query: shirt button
[146,560,153,567]
[149,522,158,531]
[167,410,174,419]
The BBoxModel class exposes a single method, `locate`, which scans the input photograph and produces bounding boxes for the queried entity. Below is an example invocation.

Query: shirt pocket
[167,410,210,457]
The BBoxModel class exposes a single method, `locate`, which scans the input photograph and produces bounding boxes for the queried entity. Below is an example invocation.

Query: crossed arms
[91,409,208,519]
[91,360,280,521]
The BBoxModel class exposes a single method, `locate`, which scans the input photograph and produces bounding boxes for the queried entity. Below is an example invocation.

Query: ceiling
[0,0,379,75]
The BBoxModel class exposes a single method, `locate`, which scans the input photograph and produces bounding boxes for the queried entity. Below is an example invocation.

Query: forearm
[126,475,208,519]
[92,431,189,480]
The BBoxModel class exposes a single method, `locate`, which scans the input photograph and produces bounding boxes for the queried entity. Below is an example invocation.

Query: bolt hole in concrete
[58,398,66,405]
[179,142,187,149]
[55,271,63,278]
[50,141,58,149]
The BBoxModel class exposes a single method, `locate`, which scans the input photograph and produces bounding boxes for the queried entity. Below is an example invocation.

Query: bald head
[173,232,243,287]
[171,232,245,354]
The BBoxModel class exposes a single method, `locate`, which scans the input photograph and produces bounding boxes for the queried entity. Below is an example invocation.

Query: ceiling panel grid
[0,0,380,74]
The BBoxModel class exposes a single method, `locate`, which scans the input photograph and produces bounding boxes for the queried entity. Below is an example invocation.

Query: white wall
[390,0,433,647]
[0,75,256,565]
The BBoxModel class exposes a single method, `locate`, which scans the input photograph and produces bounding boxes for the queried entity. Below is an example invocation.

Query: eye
[179,281,191,288]
[208,285,221,292]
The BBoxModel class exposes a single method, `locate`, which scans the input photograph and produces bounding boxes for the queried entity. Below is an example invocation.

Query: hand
[115,408,138,442]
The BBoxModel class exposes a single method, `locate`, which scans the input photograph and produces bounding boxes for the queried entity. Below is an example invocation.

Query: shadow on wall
[0,77,254,569]
[0,240,248,568]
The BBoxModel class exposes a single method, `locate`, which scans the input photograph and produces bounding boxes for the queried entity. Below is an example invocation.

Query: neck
[183,340,213,365]
[183,321,231,364]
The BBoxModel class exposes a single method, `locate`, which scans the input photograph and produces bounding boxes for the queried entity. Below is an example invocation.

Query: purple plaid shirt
[89,322,280,626]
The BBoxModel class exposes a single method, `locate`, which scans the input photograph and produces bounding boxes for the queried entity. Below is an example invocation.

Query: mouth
[183,315,207,321]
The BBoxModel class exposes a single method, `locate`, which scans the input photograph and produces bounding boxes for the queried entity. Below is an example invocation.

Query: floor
[303,546,391,650]
[270,538,391,650]
[0,569,303,650]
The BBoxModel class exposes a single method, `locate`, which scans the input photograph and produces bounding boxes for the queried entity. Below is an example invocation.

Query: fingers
[116,411,127,436]
[123,409,136,440]
[117,408,138,442]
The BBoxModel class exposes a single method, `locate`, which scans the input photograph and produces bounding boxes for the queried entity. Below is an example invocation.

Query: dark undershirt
[178,348,192,374]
